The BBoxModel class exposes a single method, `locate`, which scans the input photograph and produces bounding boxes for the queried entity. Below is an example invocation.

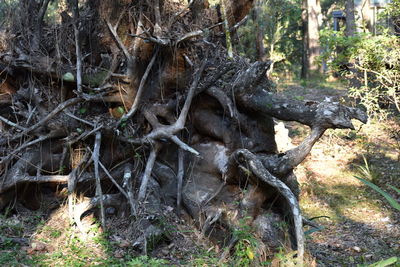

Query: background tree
[345,0,356,36]
[302,0,322,78]
[237,0,302,76]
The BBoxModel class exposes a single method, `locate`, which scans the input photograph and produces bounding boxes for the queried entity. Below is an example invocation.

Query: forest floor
[278,80,400,266]
[0,79,399,266]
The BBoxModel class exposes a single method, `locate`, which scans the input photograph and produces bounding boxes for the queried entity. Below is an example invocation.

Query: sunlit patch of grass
[15,204,168,266]
[277,73,349,91]
[300,165,392,224]
[300,197,339,222]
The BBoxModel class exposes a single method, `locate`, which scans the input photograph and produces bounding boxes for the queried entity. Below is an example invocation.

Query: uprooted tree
[0,0,367,263]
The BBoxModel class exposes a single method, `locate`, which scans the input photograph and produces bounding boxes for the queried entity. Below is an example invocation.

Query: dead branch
[97,160,137,216]
[119,60,207,155]
[70,0,82,93]
[122,164,137,216]
[139,61,207,154]
[176,149,184,216]
[138,143,160,201]
[92,131,106,228]
[106,20,133,68]
[64,111,95,127]
[0,132,59,165]
[0,115,27,131]
[261,127,326,176]
[119,49,158,125]
[234,62,368,130]
[0,97,83,145]
[206,86,236,117]
[68,151,91,222]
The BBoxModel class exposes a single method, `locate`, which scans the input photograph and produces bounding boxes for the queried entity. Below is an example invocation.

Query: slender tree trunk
[345,0,356,36]
[307,0,321,72]
[301,0,309,79]
[254,0,265,61]
[301,0,321,78]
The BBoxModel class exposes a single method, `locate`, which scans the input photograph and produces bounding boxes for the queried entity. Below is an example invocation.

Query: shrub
[320,29,400,117]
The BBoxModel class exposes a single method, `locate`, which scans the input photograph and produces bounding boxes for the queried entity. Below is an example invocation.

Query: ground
[0,78,399,266]
[279,79,400,266]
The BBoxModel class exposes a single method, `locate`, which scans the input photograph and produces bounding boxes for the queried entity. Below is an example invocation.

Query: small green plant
[355,177,400,212]
[354,162,400,267]
[126,256,169,267]
[354,156,379,184]
[50,229,62,238]
[79,107,87,114]
[364,257,399,267]
[230,217,259,267]
[273,248,299,266]
[190,246,222,267]
[0,248,35,266]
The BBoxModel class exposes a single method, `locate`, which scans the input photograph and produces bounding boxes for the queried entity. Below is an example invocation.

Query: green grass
[0,247,35,266]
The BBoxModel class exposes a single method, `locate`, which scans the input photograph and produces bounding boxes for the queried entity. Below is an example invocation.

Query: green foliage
[0,0,18,28]
[0,247,35,266]
[386,0,400,18]
[236,0,302,73]
[230,217,259,267]
[352,154,400,267]
[320,28,400,117]
[355,176,400,212]
[354,156,379,184]
[354,155,400,211]
[125,256,169,267]
[365,256,399,267]
[273,248,300,266]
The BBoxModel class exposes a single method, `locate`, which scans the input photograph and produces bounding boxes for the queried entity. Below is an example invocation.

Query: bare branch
[70,0,83,93]
[175,60,207,128]
[92,132,106,228]
[64,111,95,127]
[122,164,137,216]
[262,127,326,175]
[0,132,57,165]
[0,116,27,131]
[176,149,184,216]
[119,49,158,125]
[138,143,160,201]
[0,97,83,145]
[106,20,132,64]
[171,136,200,156]
[68,151,91,223]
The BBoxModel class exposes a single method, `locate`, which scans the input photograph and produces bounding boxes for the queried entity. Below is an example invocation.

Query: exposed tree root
[0,0,369,263]
[230,149,305,263]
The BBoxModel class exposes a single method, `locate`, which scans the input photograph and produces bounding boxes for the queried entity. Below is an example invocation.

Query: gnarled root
[230,149,305,264]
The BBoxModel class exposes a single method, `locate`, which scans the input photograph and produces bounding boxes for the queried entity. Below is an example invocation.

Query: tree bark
[301,0,309,79]
[253,0,265,61]
[307,0,321,72]
[345,0,357,36]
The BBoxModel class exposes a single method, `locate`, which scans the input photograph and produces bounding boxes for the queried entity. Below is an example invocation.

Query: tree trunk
[307,0,321,72]
[345,0,356,36]
[301,0,309,79]
[254,0,265,61]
